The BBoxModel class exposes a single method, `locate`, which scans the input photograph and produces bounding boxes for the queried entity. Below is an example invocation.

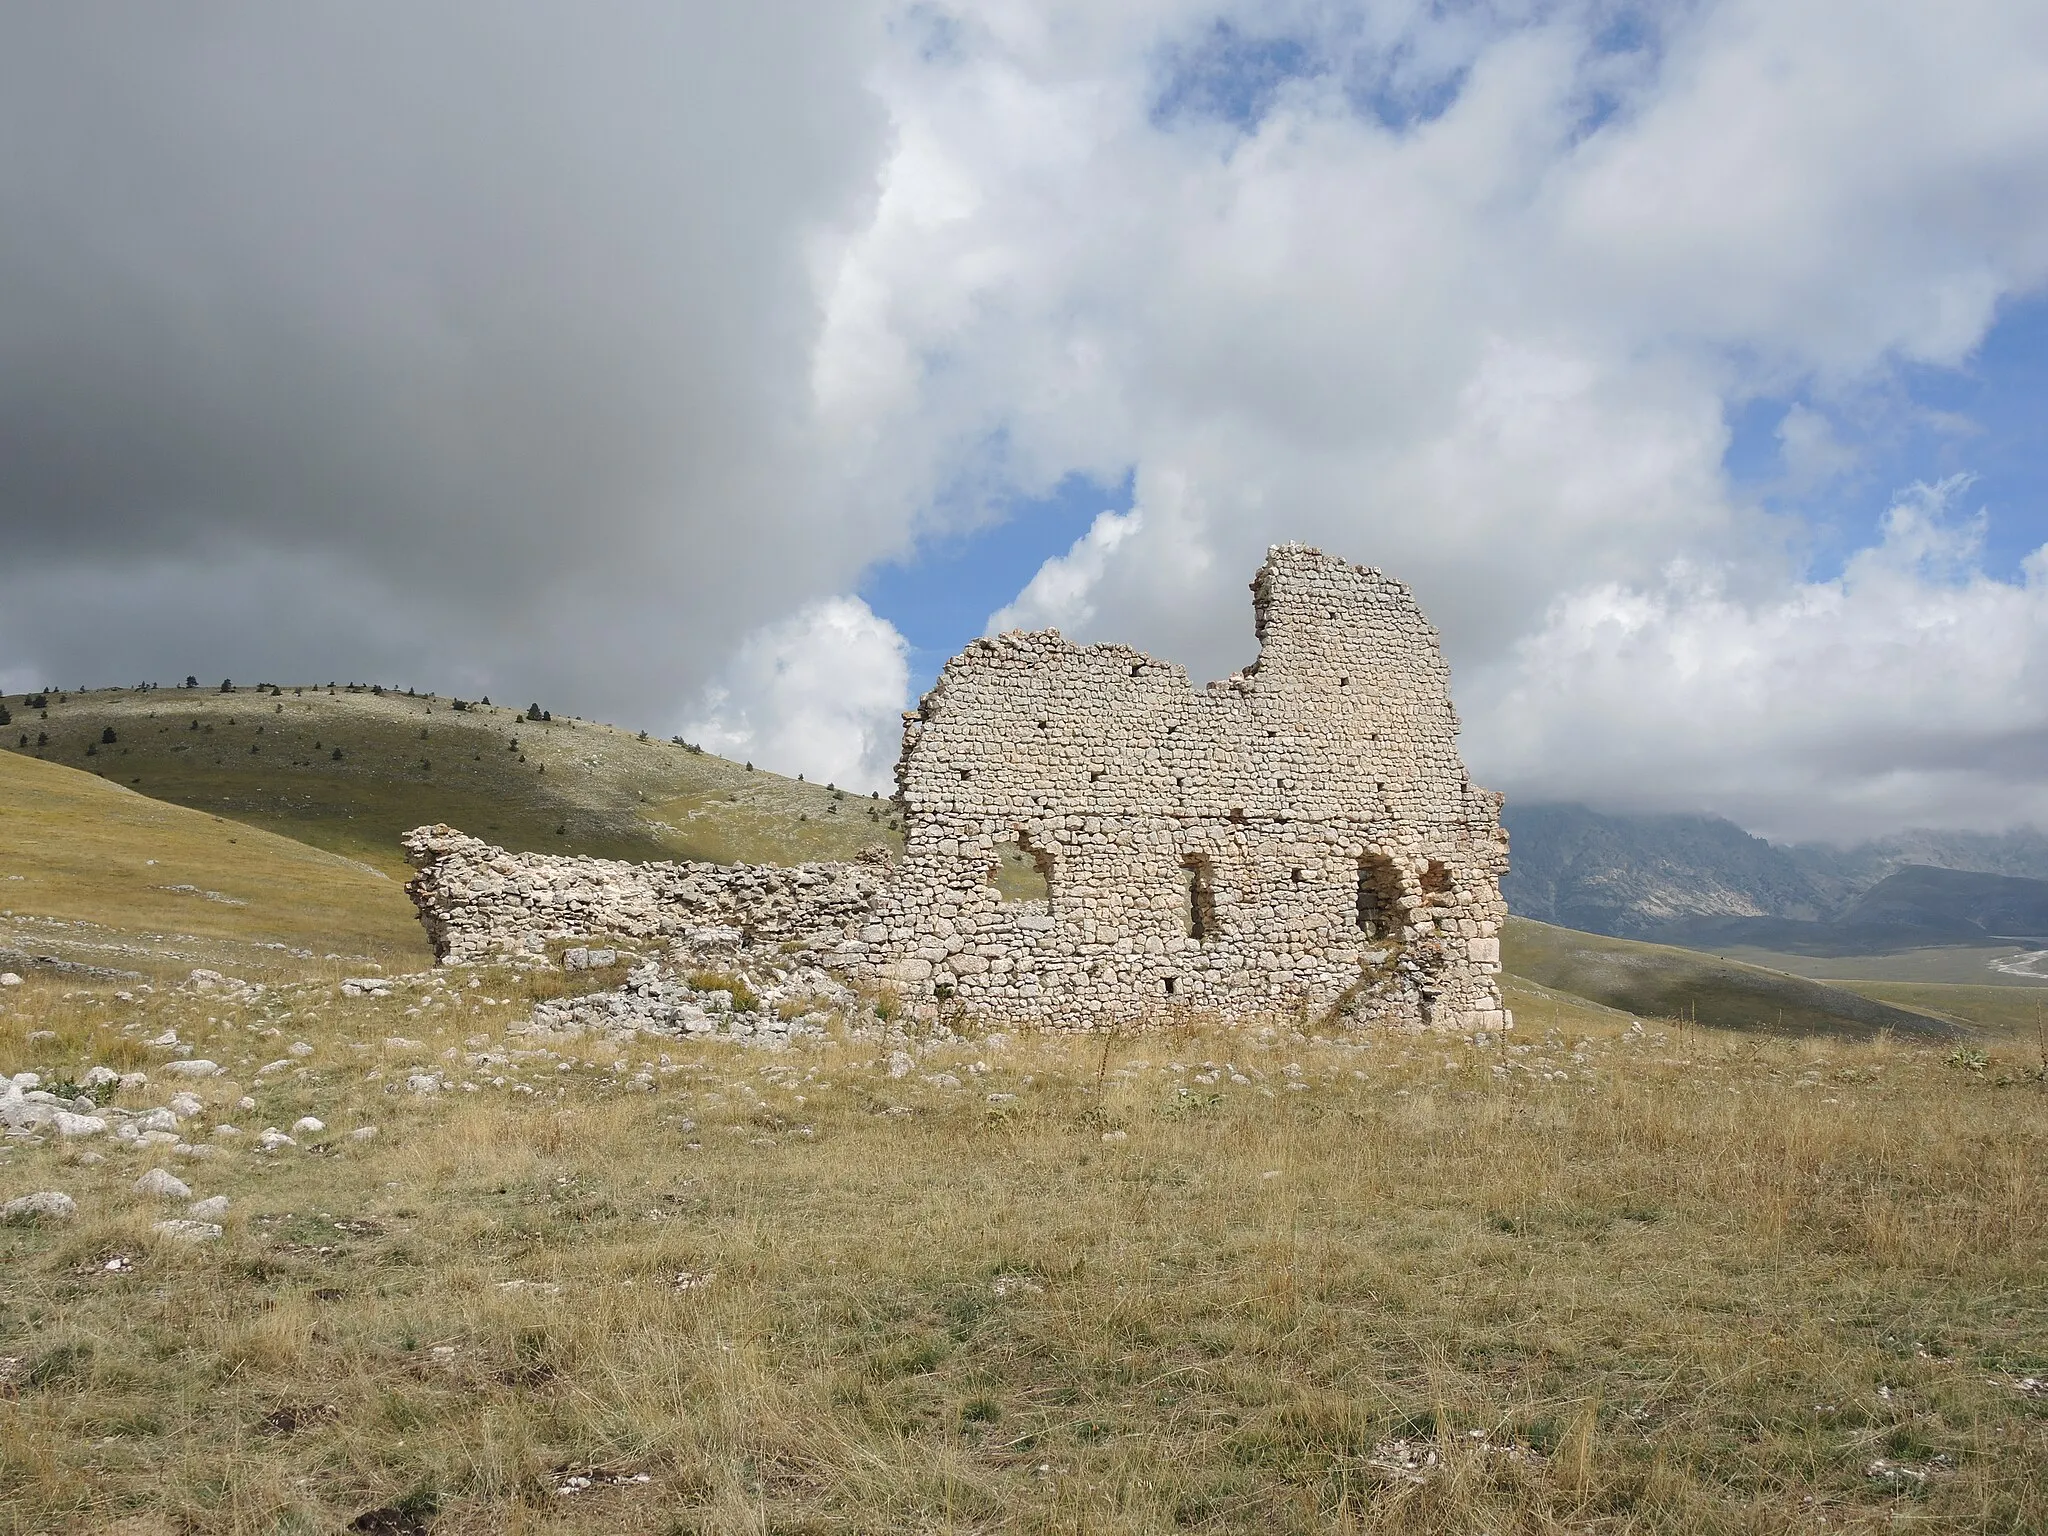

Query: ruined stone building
[406,545,1512,1033]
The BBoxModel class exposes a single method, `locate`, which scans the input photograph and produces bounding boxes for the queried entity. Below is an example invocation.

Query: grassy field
[0,748,428,976]
[2,961,2045,1534]
[2,687,896,879]
[1714,944,2048,988]
[1832,982,2048,1046]
[1500,919,1973,1041]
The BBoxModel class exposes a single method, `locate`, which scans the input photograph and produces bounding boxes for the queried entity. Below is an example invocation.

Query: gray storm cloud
[0,3,887,717]
[7,1,2048,841]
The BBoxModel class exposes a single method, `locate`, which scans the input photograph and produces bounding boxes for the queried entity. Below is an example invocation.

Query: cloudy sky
[3,2,2046,843]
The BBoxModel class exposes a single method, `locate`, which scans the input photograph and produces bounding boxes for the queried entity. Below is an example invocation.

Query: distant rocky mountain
[1501,803,2048,953]
[1500,804,1828,936]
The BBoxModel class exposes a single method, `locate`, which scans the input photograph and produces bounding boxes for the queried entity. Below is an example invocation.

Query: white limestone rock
[134,1168,192,1200]
[2,1190,76,1222]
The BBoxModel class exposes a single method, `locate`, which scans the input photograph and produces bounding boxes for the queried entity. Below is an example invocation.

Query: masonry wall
[403,544,1511,1034]
[402,826,886,964]
[860,544,1511,1030]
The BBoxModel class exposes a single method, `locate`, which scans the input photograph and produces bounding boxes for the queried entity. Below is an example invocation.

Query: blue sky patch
[1152,21,1319,132]
[1723,294,2048,581]
[861,469,1137,700]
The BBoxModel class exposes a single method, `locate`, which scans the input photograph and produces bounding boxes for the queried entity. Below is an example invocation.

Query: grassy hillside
[0,748,427,971]
[1502,917,1963,1041]
[2,686,899,878]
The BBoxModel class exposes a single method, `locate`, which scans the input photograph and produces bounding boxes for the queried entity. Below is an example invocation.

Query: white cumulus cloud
[1470,479,2048,841]
[683,598,910,793]
[796,0,2048,835]
[987,509,1144,634]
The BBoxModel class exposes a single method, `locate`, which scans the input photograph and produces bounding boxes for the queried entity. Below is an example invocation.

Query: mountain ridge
[1501,801,2048,946]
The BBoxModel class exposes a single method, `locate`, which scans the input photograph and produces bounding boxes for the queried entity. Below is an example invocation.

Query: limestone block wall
[863,544,1510,1031]
[402,826,886,964]
[402,545,1511,1035]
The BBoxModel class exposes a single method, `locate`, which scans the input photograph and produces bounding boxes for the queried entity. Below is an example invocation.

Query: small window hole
[1183,856,1217,942]
[1357,854,1403,940]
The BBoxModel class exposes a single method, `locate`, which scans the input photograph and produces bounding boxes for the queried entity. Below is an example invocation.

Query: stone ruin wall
[862,544,1509,1031]
[401,828,888,964]
[403,544,1511,1034]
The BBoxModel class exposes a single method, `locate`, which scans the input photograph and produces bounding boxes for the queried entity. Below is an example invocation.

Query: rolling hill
[1501,917,1962,1041]
[0,745,428,971]
[2,684,898,879]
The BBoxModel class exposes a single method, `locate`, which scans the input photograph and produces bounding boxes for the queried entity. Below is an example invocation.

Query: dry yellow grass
[0,749,429,973]
[2,960,2043,1535]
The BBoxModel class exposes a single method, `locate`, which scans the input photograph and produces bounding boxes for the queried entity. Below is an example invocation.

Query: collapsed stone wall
[403,544,1511,1034]
[401,827,887,964]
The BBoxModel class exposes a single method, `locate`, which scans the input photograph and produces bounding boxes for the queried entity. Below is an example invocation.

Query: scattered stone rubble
[404,546,1511,1034]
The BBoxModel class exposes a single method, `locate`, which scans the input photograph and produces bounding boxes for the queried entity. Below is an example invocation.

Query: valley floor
[3,960,2044,1535]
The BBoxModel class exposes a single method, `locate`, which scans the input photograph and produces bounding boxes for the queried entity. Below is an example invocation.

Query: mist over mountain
[1501,803,2048,950]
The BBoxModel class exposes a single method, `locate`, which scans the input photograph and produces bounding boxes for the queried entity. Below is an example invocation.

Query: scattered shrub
[100,726,117,744]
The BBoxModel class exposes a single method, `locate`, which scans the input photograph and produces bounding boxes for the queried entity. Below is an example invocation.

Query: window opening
[1356,854,1404,939]
[1183,855,1217,942]
[988,832,1053,904]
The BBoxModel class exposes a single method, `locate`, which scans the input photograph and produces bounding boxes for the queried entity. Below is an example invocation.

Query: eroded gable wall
[861,545,1511,1030]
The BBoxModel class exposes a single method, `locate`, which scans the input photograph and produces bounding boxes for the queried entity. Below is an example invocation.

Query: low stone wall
[400,826,888,965]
